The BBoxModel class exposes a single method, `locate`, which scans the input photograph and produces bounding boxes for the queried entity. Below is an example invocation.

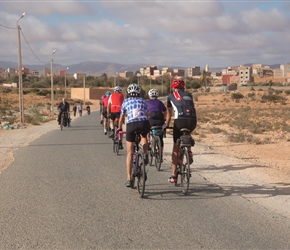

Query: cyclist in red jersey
[166,78,197,183]
[107,86,125,139]
[102,91,111,135]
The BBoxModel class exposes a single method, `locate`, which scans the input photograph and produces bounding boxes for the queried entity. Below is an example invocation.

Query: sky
[1,0,290,69]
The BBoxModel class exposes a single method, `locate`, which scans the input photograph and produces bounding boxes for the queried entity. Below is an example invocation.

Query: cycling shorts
[148,118,164,128]
[173,118,196,143]
[110,112,120,121]
[102,110,108,119]
[126,120,150,142]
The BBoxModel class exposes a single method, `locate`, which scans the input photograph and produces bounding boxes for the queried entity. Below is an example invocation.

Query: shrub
[231,92,244,100]
[37,90,50,96]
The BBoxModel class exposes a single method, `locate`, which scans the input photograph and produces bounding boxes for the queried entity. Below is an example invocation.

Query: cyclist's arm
[107,102,111,116]
[166,107,172,127]
[118,114,125,130]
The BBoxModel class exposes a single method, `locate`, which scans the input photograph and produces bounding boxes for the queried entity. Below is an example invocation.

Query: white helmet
[148,89,159,99]
[114,86,122,93]
[127,83,141,96]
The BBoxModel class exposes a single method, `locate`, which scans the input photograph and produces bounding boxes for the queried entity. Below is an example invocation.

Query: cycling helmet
[127,83,141,97]
[105,91,111,96]
[148,89,159,99]
[171,78,185,90]
[114,86,122,93]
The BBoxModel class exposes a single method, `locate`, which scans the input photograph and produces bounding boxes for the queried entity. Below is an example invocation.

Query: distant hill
[0,60,282,76]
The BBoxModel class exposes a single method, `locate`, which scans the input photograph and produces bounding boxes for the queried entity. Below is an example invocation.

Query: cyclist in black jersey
[165,78,197,183]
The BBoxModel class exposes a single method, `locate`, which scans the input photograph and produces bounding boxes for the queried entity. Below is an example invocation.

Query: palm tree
[200,70,212,92]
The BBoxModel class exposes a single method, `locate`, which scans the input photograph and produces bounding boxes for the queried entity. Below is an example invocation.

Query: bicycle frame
[167,126,194,195]
[131,131,146,198]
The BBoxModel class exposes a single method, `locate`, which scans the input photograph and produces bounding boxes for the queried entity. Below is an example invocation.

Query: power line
[20,28,47,64]
[0,23,15,30]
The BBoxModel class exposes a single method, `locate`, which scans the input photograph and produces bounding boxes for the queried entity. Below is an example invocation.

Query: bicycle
[113,118,124,155]
[167,127,195,195]
[148,125,163,171]
[60,111,69,130]
[131,130,147,198]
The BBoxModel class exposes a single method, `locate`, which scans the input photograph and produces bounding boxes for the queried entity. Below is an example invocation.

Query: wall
[70,87,114,101]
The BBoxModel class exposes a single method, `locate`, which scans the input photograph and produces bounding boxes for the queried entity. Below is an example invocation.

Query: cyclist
[100,94,105,124]
[117,83,150,188]
[57,98,71,127]
[146,89,167,162]
[102,91,111,135]
[107,86,125,142]
[165,78,197,183]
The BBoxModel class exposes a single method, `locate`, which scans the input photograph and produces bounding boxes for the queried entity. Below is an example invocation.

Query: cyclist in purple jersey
[166,79,197,183]
[118,83,150,188]
[146,89,167,161]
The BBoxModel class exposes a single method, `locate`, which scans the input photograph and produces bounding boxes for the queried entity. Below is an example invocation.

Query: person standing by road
[77,103,83,117]
[165,78,197,184]
[117,83,150,188]
[72,104,77,117]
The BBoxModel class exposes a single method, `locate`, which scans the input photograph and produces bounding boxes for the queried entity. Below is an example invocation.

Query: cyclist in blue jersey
[146,89,167,162]
[118,83,150,188]
[166,79,197,184]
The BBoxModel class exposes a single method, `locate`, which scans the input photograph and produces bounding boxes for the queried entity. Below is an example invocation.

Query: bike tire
[136,152,146,198]
[113,139,117,153]
[148,139,154,166]
[60,116,64,130]
[116,140,120,155]
[154,136,162,171]
[180,148,190,195]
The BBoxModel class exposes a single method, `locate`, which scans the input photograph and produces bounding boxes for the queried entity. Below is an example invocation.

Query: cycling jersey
[102,96,109,108]
[147,99,166,120]
[58,102,70,112]
[120,97,148,124]
[108,93,124,113]
[167,90,196,120]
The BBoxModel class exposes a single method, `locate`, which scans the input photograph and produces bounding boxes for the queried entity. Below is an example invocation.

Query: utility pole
[83,74,86,107]
[16,12,25,124]
[50,49,57,116]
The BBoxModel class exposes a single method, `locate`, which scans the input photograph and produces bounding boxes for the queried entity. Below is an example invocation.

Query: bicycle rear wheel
[154,136,162,171]
[116,140,120,155]
[136,152,146,198]
[148,140,154,166]
[180,148,190,195]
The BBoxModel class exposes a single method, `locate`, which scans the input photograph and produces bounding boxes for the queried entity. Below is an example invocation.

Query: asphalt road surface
[0,112,290,249]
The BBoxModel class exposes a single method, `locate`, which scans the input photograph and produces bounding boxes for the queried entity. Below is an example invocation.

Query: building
[188,66,200,77]
[280,64,290,77]
[222,66,238,76]
[172,68,185,77]
[273,68,283,78]
[119,71,134,78]
[239,66,252,85]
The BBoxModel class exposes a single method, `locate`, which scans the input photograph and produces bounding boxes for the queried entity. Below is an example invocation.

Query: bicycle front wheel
[154,136,162,171]
[136,152,146,198]
[180,148,190,195]
[60,116,64,130]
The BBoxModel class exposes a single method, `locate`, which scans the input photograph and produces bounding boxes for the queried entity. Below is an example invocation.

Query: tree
[200,70,212,91]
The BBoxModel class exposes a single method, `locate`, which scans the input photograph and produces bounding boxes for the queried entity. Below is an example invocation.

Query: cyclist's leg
[168,121,182,182]
[126,141,134,181]
[125,123,135,187]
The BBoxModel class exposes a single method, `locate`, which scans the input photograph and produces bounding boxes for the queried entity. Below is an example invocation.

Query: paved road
[0,112,290,249]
